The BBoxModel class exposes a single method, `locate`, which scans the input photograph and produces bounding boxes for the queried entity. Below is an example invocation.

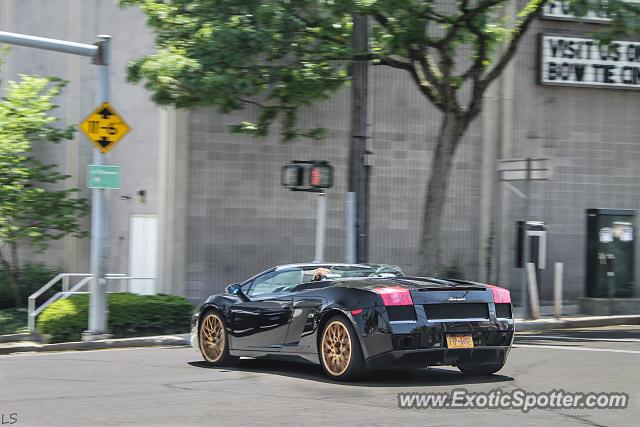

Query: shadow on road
[188,359,513,387]
[514,326,640,346]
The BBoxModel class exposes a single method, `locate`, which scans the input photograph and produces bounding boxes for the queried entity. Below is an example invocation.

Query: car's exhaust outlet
[399,335,415,349]
[499,332,509,346]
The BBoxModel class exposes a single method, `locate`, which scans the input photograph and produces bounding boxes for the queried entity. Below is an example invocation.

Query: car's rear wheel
[199,310,237,366]
[457,360,505,375]
[319,315,365,381]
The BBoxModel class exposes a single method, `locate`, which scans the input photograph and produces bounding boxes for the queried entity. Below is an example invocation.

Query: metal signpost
[494,158,550,318]
[0,31,122,338]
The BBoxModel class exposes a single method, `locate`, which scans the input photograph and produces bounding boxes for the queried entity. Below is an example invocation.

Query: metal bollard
[554,262,563,318]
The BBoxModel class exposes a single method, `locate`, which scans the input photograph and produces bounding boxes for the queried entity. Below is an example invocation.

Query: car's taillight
[488,286,511,304]
[373,286,413,306]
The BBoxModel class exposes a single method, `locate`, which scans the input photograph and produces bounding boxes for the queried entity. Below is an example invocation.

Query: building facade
[3,0,639,305]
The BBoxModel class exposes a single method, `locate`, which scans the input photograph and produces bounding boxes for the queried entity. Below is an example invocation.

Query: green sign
[88,165,120,189]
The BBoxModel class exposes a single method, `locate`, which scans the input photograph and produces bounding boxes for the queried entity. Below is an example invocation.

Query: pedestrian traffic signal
[310,163,333,189]
[281,161,333,192]
[281,164,304,188]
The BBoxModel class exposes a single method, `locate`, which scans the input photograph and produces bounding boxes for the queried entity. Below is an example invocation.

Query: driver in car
[312,268,331,281]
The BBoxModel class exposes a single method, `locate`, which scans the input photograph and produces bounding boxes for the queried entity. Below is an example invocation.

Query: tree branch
[481,0,549,91]
[238,98,295,111]
[462,0,549,121]
[377,55,412,70]
[408,57,443,110]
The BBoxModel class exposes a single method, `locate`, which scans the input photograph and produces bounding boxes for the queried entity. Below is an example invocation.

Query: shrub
[0,263,60,309]
[0,270,12,310]
[38,292,193,343]
[0,308,29,335]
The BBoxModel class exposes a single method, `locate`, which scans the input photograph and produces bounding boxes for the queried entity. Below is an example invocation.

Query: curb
[3,316,640,354]
[0,333,47,344]
[515,315,640,332]
[0,335,189,355]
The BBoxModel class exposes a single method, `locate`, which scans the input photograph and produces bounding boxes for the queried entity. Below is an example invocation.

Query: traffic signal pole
[0,31,111,337]
[350,14,370,264]
[314,193,327,262]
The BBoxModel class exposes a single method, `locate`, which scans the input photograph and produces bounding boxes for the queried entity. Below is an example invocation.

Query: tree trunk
[0,246,22,308]
[420,110,469,276]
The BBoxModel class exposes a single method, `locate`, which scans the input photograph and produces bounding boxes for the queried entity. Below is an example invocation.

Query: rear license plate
[446,335,474,349]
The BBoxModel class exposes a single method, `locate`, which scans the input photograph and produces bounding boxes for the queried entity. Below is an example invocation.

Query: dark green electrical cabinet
[586,209,635,298]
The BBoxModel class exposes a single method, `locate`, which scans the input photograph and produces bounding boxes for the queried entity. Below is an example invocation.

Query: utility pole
[0,31,111,337]
[349,14,370,264]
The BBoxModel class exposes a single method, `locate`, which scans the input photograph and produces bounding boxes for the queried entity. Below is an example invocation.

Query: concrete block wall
[2,0,161,279]
[7,1,640,304]
[185,65,485,300]
[505,15,640,302]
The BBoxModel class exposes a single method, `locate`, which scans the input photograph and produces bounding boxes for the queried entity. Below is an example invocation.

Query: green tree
[0,61,89,307]
[120,0,640,274]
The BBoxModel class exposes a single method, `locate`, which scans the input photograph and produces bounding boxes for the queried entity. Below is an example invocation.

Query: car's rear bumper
[351,305,514,366]
[365,345,512,369]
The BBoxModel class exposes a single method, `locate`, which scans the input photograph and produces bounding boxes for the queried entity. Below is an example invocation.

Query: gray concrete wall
[185,65,484,301]
[183,7,640,304]
[2,0,161,281]
[6,1,640,305]
[504,14,640,302]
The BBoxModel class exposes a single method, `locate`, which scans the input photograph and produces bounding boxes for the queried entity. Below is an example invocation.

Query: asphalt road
[1,326,639,426]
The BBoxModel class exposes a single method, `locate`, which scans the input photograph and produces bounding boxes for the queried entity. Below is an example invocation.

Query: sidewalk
[515,304,640,331]
[0,334,190,355]
[2,306,640,355]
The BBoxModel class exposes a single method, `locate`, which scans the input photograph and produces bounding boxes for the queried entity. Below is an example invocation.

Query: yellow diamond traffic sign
[79,102,131,153]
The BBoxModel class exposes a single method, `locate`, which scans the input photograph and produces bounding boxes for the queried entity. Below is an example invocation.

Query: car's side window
[240,280,253,293]
[247,268,303,297]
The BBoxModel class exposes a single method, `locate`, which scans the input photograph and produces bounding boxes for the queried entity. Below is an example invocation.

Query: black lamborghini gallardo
[191,263,514,380]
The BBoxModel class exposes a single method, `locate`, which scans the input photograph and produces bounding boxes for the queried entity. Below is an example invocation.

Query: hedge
[0,263,60,309]
[38,292,193,343]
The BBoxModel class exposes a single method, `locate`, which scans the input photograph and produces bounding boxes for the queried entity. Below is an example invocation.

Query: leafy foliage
[568,0,640,42]
[120,0,356,141]
[0,73,89,250]
[0,60,89,305]
[0,263,60,309]
[38,293,194,343]
[119,0,567,135]
[0,308,28,335]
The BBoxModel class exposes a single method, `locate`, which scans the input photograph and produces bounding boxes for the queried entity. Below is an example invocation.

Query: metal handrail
[27,273,156,332]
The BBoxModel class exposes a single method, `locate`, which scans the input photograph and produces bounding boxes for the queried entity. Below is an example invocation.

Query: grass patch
[0,308,28,335]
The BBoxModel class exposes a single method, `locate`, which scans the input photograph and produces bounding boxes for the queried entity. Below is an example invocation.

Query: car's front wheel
[199,310,237,366]
[319,315,365,381]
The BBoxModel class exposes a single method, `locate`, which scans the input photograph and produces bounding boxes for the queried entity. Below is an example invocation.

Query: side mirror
[226,283,241,295]
[225,283,249,301]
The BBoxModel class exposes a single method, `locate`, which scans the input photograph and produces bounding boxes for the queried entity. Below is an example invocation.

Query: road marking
[516,335,640,343]
[514,344,640,354]
[0,346,186,357]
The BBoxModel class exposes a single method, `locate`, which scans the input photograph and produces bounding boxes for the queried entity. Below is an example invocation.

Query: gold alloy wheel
[321,320,352,377]
[200,313,225,363]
